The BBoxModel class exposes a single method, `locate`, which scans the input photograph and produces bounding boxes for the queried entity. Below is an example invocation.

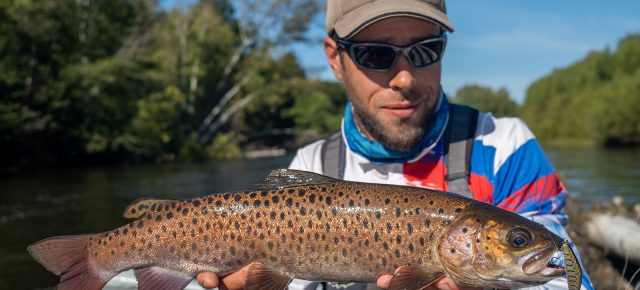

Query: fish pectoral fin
[123,198,178,219]
[387,266,445,290]
[251,169,338,190]
[133,266,193,290]
[244,262,292,290]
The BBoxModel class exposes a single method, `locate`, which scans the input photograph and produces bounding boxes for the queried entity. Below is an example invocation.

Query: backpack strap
[321,130,346,179]
[444,104,479,198]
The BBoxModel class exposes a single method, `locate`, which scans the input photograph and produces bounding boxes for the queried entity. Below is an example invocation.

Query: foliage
[0,0,335,169]
[522,34,640,146]
[451,85,520,117]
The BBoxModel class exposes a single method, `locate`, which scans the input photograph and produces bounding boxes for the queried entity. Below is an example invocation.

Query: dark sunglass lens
[409,39,445,67]
[353,45,396,69]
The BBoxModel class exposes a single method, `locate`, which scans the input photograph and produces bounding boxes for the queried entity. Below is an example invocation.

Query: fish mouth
[521,246,566,277]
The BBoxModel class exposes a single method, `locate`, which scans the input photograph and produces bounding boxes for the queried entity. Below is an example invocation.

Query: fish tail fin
[28,234,110,290]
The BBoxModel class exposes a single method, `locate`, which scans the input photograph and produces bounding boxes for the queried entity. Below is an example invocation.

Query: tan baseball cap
[326,0,454,39]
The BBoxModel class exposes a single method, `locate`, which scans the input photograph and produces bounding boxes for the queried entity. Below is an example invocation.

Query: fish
[562,240,583,290]
[28,169,567,290]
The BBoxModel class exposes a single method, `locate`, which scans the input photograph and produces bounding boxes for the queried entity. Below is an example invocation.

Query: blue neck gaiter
[343,93,449,164]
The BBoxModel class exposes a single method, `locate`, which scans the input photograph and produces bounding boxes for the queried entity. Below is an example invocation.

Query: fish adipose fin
[27,234,111,290]
[123,198,179,219]
[134,266,193,290]
[244,262,291,290]
[387,266,445,290]
[252,169,338,190]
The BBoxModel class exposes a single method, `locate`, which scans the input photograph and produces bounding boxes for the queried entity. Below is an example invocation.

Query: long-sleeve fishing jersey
[288,111,594,290]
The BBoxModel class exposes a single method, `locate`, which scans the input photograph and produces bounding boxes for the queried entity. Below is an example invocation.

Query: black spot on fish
[221,211,227,218]
[407,224,413,234]
[486,236,491,240]
[234,195,241,202]
[229,246,236,255]
[364,199,370,206]
[386,223,392,233]
[342,248,347,257]
[348,237,353,244]
[178,221,184,228]
[120,241,125,247]
[223,193,230,200]
[271,195,280,204]
[280,212,286,220]
[147,227,153,234]
[298,189,306,196]
[425,219,431,228]
[368,253,374,261]
[396,235,402,244]
[300,207,307,215]
[404,197,409,203]
[429,200,434,205]
[308,194,316,203]
[235,221,240,230]
[205,222,211,230]
[374,232,380,242]
[364,239,369,247]
[382,258,388,267]
[462,227,468,233]
[375,211,382,220]
[308,220,313,228]
[192,218,198,225]
[326,196,332,206]
[338,191,344,197]
[261,190,268,197]
[193,200,201,207]
[450,249,456,254]
[257,221,263,229]
[363,218,369,228]
[253,200,261,207]
[243,200,249,207]
[383,242,389,250]
[332,207,337,216]
[408,243,414,252]
[419,236,425,246]
[215,200,222,208]
[288,220,293,228]
[182,208,189,216]
[395,208,401,217]
[395,249,401,258]
[415,208,421,215]
[201,207,208,215]
[137,221,144,228]
[429,233,434,242]
[385,198,390,205]
[267,242,274,250]
[455,207,462,213]
[249,192,257,199]
[334,237,339,244]
[270,211,276,220]
[316,211,322,219]
[349,200,354,207]
[286,198,293,207]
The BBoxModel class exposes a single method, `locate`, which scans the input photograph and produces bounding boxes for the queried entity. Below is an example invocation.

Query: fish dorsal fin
[123,198,178,219]
[252,169,338,190]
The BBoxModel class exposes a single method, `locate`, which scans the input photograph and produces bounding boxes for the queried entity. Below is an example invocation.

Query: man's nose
[388,57,416,92]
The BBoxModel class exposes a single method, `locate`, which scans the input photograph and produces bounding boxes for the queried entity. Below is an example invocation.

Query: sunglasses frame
[336,33,448,72]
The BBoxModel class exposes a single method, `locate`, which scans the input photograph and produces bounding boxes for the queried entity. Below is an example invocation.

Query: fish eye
[508,228,532,249]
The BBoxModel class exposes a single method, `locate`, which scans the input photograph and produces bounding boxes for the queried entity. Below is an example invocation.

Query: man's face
[324,17,443,151]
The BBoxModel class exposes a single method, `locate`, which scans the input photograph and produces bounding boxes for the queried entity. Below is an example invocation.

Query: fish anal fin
[27,234,112,290]
[387,266,445,290]
[252,169,337,190]
[134,266,193,290]
[123,198,177,219]
[244,262,291,290]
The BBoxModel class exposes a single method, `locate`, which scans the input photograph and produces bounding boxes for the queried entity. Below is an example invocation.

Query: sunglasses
[336,33,447,71]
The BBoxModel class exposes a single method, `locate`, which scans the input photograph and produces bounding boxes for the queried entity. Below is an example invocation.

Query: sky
[161,1,640,103]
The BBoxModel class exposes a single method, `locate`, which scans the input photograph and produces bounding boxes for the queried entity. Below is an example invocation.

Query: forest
[1,0,639,171]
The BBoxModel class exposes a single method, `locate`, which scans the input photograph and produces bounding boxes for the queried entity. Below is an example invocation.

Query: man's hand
[196,268,480,290]
[196,263,254,290]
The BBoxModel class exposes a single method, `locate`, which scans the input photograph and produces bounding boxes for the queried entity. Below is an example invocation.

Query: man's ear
[324,37,344,81]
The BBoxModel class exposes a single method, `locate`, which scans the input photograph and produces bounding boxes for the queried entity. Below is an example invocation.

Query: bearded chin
[353,109,426,152]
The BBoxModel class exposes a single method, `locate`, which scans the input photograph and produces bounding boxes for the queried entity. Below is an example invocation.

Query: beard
[350,90,438,152]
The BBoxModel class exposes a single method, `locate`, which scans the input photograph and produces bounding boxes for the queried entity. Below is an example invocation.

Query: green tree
[452,84,520,117]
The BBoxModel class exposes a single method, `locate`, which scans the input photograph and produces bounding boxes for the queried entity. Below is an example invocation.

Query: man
[197,0,594,289]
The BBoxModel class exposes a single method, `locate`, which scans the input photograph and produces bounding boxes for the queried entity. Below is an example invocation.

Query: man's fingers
[196,272,219,289]
[376,274,393,288]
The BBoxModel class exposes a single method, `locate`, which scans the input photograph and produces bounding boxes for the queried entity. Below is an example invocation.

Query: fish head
[437,209,565,288]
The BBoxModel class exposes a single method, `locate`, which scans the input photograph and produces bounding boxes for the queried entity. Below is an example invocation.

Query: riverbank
[566,197,640,289]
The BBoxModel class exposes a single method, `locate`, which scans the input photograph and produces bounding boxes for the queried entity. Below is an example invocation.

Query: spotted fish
[562,240,583,290]
[28,169,567,290]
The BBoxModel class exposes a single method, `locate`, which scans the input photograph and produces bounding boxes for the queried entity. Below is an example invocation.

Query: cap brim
[334,0,454,38]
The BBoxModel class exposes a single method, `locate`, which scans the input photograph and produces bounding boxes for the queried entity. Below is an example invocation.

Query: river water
[1,148,639,289]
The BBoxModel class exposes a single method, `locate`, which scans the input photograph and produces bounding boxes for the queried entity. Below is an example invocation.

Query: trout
[28,169,568,290]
